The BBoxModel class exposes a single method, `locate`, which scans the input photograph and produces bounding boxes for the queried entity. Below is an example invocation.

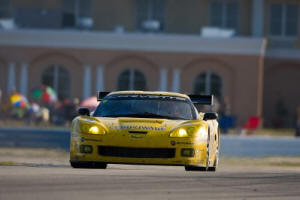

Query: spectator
[52,101,65,125]
[218,97,235,134]
[62,98,77,122]
[40,106,50,123]
[72,98,80,118]
[27,101,42,124]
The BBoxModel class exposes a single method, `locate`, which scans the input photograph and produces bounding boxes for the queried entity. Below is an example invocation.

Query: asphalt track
[1,164,300,200]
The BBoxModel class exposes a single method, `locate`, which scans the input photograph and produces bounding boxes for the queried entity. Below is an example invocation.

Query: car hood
[89,117,205,133]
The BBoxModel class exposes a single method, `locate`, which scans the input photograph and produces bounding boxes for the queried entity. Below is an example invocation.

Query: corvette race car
[70,91,219,171]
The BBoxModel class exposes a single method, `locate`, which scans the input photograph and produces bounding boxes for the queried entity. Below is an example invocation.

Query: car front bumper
[70,132,208,166]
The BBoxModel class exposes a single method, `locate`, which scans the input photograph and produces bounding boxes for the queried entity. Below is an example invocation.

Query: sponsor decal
[109,125,166,131]
[176,142,194,145]
[170,141,194,146]
[121,125,165,131]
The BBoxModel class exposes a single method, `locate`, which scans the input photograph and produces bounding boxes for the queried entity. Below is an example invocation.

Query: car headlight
[170,128,189,138]
[80,124,106,135]
[88,126,100,134]
[169,126,207,139]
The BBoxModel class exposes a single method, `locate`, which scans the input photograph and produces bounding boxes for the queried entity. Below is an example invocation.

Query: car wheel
[184,165,207,171]
[70,161,84,168]
[70,161,107,169]
[92,162,107,169]
[207,150,219,172]
[207,166,216,171]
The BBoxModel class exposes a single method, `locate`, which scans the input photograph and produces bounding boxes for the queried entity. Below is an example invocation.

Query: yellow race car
[70,91,220,171]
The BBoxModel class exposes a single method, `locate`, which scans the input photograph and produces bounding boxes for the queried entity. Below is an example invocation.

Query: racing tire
[70,161,107,169]
[207,166,216,171]
[207,149,219,172]
[184,165,207,171]
[207,155,218,172]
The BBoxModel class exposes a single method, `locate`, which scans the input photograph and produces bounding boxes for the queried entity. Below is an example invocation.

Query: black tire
[92,162,108,169]
[70,161,107,169]
[208,149,219,172]
[207,166,216,171]
[185,165,207,171]
[70,161,82,168]
[207,158,217,172]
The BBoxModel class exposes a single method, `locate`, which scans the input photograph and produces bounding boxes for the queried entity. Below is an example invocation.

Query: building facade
[0,0,299,127]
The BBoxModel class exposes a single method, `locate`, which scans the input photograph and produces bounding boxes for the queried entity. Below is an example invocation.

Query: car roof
[107,91,189,99]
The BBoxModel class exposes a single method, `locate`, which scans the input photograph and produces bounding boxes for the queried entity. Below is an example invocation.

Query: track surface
[1,165,300,200]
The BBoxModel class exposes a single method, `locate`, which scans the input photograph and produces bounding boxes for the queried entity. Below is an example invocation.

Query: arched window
[194,72,222,98]
[118,69,147,90]
[41,65,71,100]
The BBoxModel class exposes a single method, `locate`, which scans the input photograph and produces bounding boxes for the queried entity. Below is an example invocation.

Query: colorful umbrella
[80,96,99,110]
[32,86,57,103]
[10,93,28,108]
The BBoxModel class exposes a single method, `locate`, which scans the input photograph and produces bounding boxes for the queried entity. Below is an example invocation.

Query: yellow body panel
[70,92,219,167]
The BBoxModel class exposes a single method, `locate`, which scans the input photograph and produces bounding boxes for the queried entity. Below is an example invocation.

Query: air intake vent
[128,131,147,134]
[98,146,175,158]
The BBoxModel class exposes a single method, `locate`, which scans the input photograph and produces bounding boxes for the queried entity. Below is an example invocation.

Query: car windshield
[93,94,197,120]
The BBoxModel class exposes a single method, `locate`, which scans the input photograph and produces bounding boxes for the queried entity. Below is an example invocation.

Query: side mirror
[78,107,90,116]
[203,112,218,121]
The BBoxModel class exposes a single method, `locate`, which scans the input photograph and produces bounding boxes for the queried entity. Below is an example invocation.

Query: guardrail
[1,128,300,157]
[0,128,69,150]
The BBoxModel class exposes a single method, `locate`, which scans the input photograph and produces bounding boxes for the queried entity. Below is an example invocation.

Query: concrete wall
[92,0,136,32]
[166,0,209,34]
[8,0,253,35]
[6,0,299,40]
[264,58,300,128]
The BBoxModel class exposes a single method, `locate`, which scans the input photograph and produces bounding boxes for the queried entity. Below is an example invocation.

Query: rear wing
[97,92,110,101]
[188,95,214,105]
